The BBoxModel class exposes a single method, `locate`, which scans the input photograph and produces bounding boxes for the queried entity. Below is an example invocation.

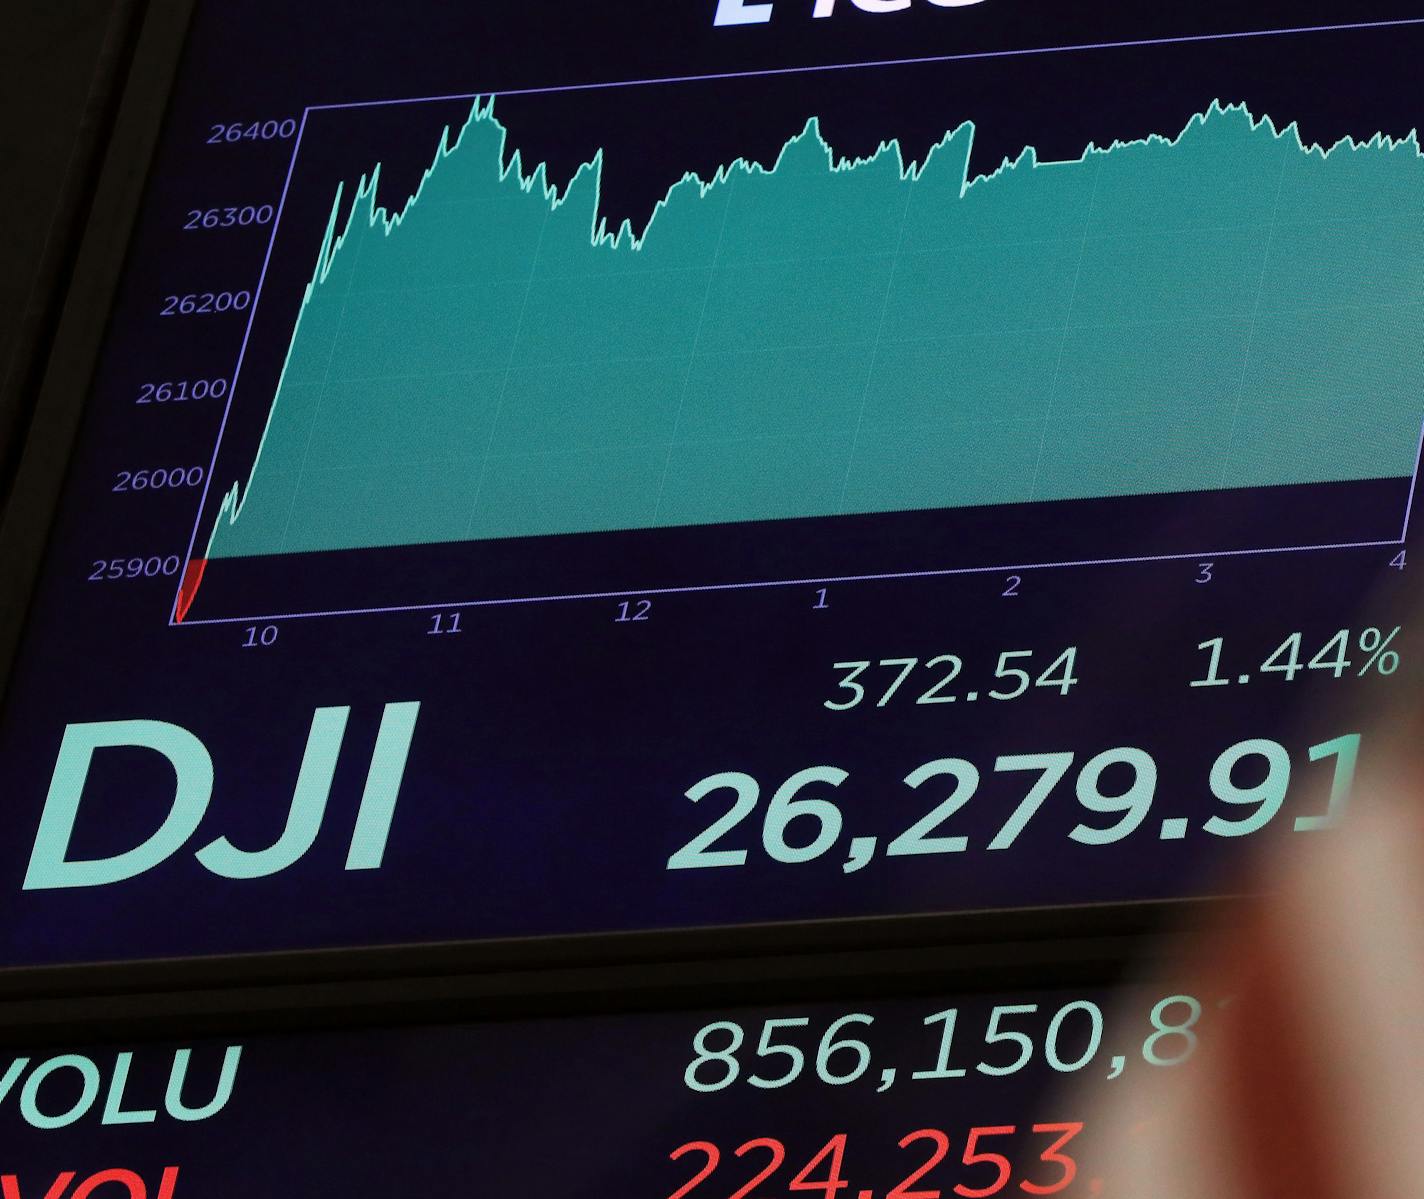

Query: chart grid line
[1402,411,1424,542]
[304,18,1424,113]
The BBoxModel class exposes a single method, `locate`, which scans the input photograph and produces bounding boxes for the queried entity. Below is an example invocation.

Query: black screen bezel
[0,0,1244,1015]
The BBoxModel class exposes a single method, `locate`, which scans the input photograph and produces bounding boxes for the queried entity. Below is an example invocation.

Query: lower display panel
[2,981,1214,1195]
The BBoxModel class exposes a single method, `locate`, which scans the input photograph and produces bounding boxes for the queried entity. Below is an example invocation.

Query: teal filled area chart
[174,28,1424,623]
[208,99,1424,558]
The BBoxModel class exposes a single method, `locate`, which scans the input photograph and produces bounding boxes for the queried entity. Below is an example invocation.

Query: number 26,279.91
[667,734,1359,874]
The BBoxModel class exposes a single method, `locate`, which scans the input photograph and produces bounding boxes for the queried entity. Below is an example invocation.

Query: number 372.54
[825,649,1078,710]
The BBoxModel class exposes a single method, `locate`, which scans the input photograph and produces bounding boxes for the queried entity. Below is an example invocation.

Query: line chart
[171,15,1424,625]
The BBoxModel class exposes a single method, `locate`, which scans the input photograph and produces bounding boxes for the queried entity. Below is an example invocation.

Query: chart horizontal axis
[171,535,1403,628]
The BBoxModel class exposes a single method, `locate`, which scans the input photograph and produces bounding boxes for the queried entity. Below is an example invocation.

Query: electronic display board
[1,0,1421,968]
[0,982,1219,1195]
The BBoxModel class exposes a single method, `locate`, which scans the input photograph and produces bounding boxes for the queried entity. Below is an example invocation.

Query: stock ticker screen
[0,983,1218,1195]
[1,0,1422,965]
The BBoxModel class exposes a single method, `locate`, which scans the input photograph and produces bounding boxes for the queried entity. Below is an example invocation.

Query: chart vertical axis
[170,108,312,626]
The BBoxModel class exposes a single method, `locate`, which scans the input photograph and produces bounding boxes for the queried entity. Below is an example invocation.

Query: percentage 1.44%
[1191,628,1401,689]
